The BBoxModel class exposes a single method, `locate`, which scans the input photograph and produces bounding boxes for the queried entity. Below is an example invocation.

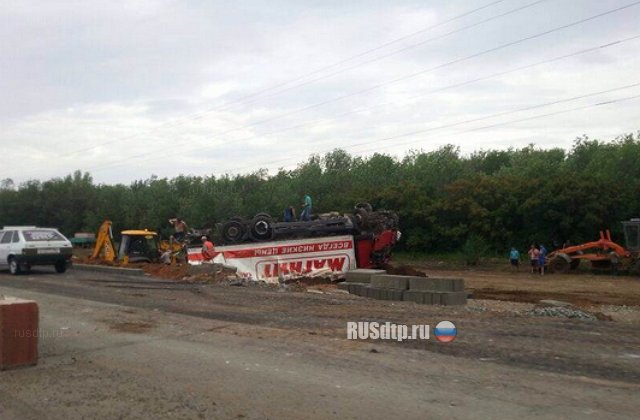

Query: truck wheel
[9,258,21,275]
[55,261,67,273]
[549,255,570,274]
[570,259,580,270]
[250,214,273,241]
[353,208,369,230]
[355,202,373,213]
[222,221,246,243]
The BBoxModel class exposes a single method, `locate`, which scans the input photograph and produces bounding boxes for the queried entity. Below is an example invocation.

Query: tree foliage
[1,133,638,253]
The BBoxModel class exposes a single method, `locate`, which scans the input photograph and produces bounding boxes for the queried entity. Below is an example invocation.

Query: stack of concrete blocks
[339,270,466,306]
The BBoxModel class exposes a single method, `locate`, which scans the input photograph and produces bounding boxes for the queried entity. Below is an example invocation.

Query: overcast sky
[1,0,639,185]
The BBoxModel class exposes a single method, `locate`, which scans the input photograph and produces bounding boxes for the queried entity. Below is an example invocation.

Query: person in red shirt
[527,244,539,274]
[201,235,215,262]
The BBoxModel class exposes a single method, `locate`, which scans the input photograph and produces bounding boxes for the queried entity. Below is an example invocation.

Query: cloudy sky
[1,0,639,185]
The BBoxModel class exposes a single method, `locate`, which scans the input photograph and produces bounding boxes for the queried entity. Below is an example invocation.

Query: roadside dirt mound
[142,264,190,281]
[472,287,640,308]
[383,263,427,277]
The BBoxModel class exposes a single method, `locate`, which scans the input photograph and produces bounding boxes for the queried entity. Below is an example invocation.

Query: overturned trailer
[188,204,400,282]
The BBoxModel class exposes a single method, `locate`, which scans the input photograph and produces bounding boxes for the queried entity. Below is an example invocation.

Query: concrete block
[409,278,443,291]
[403,290,425,304]
[385,289,405,301]
[337,282,349,290]
[345,269,386,284]
[370,275,414,290]
[430,292,443,305]
[409,277,465,292]
[0,297,39,370]
[440,291,467,306]
[370,287,390,300]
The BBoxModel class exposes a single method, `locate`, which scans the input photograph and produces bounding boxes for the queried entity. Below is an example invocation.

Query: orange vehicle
[546,219,640,274]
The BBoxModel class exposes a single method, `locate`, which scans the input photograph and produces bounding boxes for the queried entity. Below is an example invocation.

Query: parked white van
[0,226,73,274]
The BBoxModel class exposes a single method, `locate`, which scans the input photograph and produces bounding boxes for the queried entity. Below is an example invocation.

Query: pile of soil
[383,263,427,277]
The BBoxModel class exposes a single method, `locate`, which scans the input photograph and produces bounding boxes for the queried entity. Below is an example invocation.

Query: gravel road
[1,267,639,419]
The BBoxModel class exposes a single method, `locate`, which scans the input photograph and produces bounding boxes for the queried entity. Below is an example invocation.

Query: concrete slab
[384,289,404,301]
[370,275,415,290]
[345,269,386,284]
[440,292,467,306]
[409,277,465,292]
[403,290,425,304]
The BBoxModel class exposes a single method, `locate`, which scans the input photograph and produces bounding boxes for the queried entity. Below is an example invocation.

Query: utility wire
[32,1,640,177]
[196,0,514,111]
[209,0,550,112]
[89,82,640,175]
[207,86,640,174]
[58,0,515,159]
[89,0,639,164]
[112,33,640,167]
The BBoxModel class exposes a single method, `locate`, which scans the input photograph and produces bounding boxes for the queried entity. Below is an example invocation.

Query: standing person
[201,235,215,262]
[300,193,312,222]
[527,244,539,274]
[283,205,296,222]
[169,217,189,243]
[509,247,520,271]
[538,244,547,275]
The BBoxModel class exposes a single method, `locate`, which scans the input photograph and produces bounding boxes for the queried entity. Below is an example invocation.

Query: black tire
[355,202,373,213]
[353,208,369,230]
[222,220,246,243]
[570,259,580,270]
[55,261,67,273]
[9,258,21,275]
[250,214,274,241]
[230,216,244,223]
[549,256,570,274]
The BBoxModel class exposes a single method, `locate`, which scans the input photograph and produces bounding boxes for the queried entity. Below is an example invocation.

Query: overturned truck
[188,203,400,282]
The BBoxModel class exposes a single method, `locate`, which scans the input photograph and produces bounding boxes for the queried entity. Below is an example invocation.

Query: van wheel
[9,258,21,275]
[55,261,67,273]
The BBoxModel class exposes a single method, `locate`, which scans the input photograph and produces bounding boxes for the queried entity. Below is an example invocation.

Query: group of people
[509,244,548,275]
[169,193,313,264]
[284,193,313,222]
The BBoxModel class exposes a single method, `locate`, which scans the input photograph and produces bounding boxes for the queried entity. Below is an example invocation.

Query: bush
[460,235,489,266]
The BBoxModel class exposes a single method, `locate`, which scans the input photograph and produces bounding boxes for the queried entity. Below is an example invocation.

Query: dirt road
[1,267,639,419]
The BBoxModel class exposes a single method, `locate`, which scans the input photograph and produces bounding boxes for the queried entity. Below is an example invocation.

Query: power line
[208,86,640,174]
[90,82,640,175]
[353,95,640,156]
[108,33,640,168]
[196,0,514,111]
[55,1,640,163]
[105,0,640,162]
[27,1,640,179]
[210,0,550,112]
[57,0,515,159]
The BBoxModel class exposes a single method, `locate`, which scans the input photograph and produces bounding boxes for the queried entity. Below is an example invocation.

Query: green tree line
[1,133,639,254]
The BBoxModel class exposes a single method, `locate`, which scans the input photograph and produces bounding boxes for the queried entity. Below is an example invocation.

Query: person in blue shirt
[283,205,296,222]
[509,247,520,271]
[300,194,312,221]
[538,244,547,275]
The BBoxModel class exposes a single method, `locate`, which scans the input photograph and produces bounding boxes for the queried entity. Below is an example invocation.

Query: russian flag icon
[434,321,457,343]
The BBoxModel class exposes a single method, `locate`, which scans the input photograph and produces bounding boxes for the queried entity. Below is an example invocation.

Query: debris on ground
[526,306,599,321]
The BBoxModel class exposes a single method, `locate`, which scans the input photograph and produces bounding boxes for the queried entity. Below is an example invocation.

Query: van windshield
[23,230,65,242]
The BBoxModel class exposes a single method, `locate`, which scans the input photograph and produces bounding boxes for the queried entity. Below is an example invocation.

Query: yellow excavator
[91,220,185,264]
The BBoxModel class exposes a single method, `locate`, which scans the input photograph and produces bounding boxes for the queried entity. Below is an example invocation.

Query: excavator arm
[91,220,117,262]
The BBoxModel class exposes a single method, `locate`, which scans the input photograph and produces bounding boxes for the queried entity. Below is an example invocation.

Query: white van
[0,226,73,275]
